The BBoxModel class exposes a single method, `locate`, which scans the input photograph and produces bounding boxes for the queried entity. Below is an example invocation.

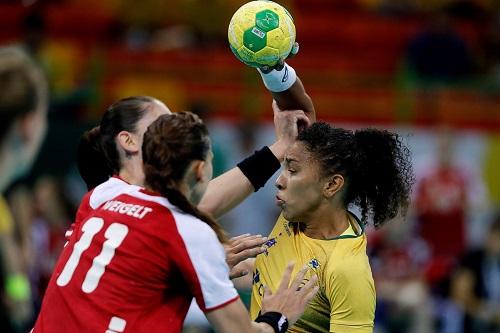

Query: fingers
[229,268,249,280]
[303,285,320,304]
[277,261,295,292]
[229,247,266,265]
[295,114,311,128]
[226,234,267,268]
[229,234,267,253]
[228,233,251,242]
[301,275,319,304]
[290,265,309,291]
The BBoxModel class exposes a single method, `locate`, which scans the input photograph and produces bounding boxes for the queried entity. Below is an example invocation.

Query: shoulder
[126,188,221,245]
[89,177,140,209]
[325,238,370,277]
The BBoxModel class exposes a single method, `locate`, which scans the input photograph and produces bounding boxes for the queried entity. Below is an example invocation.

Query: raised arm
[197,108,309,218]
[258,61,316,123]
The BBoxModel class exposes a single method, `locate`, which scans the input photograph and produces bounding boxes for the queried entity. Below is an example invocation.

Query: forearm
[198,146,281,218]
[207,299,276,333]
[258,64,316,122]
[271,77,315,121]
[198,167,253,218]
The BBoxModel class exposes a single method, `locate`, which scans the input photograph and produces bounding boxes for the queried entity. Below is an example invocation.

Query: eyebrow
[284,157,299,165]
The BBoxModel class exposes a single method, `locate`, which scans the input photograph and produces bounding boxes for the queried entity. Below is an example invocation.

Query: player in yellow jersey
[249,121,414,333]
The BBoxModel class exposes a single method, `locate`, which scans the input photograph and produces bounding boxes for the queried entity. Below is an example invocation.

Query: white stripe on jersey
[129,190,238,311]
[89,177,140,209]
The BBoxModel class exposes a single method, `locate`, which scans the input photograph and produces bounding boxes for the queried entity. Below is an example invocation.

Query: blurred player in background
[0,46,48,332]
[33,111,318,333]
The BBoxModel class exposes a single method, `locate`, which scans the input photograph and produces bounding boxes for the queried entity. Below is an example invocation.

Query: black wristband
[237,146,281,192]
[255,311,288,333]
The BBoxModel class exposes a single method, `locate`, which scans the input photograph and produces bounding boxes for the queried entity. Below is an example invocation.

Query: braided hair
[142,112,227,242]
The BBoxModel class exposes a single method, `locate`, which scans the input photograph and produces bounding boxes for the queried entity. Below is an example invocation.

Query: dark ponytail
[351,129,414,227]
[76,96,156,190]
[298,123,414,228]
[77,126,111,190]
[142,112,227,242]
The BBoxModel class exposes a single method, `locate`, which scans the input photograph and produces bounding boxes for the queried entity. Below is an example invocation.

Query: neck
[118,156,145,186]
[302,205,350,239]
[0,148,13,191]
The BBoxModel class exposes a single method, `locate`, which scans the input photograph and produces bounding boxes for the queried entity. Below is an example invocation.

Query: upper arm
[174,216,239,311]
[325,262,375,333]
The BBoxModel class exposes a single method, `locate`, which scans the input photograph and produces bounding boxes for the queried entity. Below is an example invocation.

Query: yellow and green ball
[228,1,296,68]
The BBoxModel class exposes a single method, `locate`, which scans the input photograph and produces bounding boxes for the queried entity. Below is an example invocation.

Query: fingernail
[262,237,268,241]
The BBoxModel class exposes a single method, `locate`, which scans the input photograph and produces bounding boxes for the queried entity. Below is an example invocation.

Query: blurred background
[0,0,499,332]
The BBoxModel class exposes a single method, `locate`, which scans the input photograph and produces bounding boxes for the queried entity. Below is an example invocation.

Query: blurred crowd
[0,0,499,332]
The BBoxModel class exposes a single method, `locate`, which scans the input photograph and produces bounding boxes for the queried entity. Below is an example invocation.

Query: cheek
[288,179,322,208]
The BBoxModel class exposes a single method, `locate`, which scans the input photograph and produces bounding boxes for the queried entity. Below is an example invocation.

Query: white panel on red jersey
[89,177,141,209]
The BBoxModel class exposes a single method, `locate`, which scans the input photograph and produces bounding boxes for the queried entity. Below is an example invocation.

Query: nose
[275,172,285,190]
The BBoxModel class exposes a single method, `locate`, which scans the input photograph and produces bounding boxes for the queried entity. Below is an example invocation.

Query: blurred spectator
[370,221,433,333]
[407,10,477,82]
[480,14,500,82]
[437,267,494,333]
[0,47,48,332]
[414,128,471,287]
[29,176,73,311]
[457,216,500,331]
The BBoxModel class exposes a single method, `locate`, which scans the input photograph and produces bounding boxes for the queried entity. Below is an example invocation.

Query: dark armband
[255,312,289,333]
[237,146,281,191]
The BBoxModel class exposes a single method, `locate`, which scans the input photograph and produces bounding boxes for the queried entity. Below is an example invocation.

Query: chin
[282,210,295,221]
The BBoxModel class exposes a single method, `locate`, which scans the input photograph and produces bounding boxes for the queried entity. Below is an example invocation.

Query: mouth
[275,195,285,207]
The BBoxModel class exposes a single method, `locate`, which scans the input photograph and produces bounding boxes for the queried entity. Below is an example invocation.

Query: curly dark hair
[142,112,227,242]
[297,122,414,228]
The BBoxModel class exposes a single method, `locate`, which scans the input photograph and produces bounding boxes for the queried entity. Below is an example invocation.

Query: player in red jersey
[73,92,312,277]
[33,112,318,333]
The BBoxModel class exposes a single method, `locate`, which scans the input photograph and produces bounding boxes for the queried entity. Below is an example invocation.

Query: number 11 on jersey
[57,217,129,293]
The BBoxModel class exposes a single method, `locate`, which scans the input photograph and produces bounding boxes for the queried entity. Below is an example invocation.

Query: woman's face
[275,141,325,222]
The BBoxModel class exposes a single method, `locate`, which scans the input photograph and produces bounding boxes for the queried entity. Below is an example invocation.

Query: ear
[194,160,206,182]
[323,174,344,198]
[117,131,140,153]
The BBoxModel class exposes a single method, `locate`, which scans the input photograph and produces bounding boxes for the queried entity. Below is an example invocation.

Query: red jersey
[33,178,238,333]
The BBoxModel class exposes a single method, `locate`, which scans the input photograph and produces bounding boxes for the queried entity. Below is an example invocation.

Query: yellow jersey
[250,213,375,333]
[0,195,13,234]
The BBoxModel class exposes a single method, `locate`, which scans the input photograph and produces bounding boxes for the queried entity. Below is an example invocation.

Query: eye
[288,168,296,174]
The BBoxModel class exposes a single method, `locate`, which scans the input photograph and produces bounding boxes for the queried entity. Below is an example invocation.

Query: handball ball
[228,1,296,68]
